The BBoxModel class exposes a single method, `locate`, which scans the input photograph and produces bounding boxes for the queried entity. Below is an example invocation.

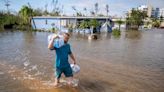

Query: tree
[89,19,100,28]
[151,18,160,28]
[90,11,95,16]
[4,0,10,14]
[94,3,99,16]
[19,5,33,25]
[51,0,61,16]
[50,7,60,16]
[72,6,82,16]
[115,18,124,30]
[51,0,58,13]
[126,9,147,29]
[0,12,22,29]
[44,4,48,15]
[83,8,87,16]
[98,14,105,16]
[76,12,82,16]
[79,20,89,29]
[105,4,109,16]
[160,15,163,23]
[33,8,43,16]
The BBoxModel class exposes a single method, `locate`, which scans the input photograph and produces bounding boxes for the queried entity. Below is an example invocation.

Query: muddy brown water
[0,29,164,92]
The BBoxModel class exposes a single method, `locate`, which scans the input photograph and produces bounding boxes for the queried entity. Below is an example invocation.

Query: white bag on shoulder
[48,34,64,48]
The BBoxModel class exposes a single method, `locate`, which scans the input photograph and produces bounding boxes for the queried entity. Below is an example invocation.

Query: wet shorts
[55,66,73,79]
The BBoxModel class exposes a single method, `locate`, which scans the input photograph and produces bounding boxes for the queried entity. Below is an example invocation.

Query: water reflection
[125,30,142,39]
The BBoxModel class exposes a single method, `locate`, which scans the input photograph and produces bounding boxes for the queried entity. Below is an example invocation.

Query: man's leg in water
[54,77,60,86]
[54,68,62,86]
[67,77,73,85]
[64,66,73,85]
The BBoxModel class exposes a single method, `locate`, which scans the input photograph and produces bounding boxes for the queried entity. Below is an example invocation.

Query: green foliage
[89,19,100,28]
[0,12,22,27]
[79,19,100,29]
[19,5,33,25]
[151,18,160,28]
[79,20,89,29]
[51,27,58,33]
[50,11,60,16]
[160,16,163,23]
[126,9,147,29]
[115,19,124,30]
[98,14,105,17]
[33,8,43,16]
[112,28,121,37]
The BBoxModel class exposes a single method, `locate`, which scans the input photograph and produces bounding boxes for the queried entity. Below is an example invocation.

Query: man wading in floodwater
[48,33,76,87]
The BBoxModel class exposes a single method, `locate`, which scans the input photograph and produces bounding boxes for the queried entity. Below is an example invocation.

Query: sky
[0,0,164,17]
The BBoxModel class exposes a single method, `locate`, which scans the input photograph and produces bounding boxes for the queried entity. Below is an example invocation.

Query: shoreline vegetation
[0,3,163,34]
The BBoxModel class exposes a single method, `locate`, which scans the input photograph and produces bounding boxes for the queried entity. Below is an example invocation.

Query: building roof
[33,16,111,19]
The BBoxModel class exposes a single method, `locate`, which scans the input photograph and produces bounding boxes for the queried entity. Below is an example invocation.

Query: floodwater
[0,29,164,92]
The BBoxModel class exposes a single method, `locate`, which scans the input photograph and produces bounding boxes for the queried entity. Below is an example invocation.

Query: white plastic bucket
[71,64,80,74]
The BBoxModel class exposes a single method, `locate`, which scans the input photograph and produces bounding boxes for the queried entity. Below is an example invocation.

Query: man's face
[63,34,69,43]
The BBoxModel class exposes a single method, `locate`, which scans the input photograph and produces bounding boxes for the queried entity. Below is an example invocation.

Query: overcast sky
[0,0,164,17]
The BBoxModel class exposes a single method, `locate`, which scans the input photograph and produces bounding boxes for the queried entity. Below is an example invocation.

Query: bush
[112,28,121,37]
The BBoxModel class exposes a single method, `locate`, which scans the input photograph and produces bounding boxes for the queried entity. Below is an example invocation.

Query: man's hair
[64,32,70,37]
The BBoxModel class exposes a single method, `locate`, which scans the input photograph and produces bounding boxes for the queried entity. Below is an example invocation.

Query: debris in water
[31,65,37,70]
[23,61,30,67]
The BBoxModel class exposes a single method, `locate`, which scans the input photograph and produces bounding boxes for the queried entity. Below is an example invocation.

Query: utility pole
[52,0,58,13]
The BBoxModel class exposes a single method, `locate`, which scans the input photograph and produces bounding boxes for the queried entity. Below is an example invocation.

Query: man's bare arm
[70,53,76,64]
[48,34,58,49]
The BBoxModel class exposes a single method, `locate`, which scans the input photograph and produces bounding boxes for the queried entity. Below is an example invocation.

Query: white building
[138,5,148,12]
[159,8,164,17]
[137,5,162,18]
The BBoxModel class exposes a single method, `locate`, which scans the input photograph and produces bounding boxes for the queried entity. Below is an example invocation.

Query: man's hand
[48,34,58,50]
[70,53,76,64]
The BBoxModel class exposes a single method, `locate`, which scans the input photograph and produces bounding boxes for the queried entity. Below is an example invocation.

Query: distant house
[31,16,112,31]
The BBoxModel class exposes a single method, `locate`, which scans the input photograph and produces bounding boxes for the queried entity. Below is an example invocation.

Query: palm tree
[90,11,95,16]
[52,0,58,13]
[44,3,48,15]
[105,4,109,16]
[83,8,87,16]
[4,0,10,14]
[72,6,77,16]
[72,6,82,16]
[94,3,99,16]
